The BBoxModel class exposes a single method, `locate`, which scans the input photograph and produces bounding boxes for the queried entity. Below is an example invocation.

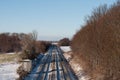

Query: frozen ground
[0,62,19,80]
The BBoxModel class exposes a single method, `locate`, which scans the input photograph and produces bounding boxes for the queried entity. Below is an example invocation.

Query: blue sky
[0,0,117,40]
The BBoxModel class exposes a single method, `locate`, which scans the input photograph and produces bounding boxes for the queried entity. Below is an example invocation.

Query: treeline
[0,33,21,53]
[0,32,51,55]
[58,38,70,46]
[71,1,120,80]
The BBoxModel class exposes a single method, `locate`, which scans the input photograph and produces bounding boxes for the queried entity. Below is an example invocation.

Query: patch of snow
[0,62,19,80]
[4,52,21,54]
[52,42,58,45]
[22,59,31,62]
[6,52,15,54]
[63,51,73,62]
[60,46,71,52]
[70,60,89,80]
[63,52,89,80]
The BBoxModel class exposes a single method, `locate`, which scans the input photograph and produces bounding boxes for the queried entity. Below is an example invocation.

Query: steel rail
[36,46,53,80]
[55,47,61,80]
[56,48,67,80]
[44,46,53,80]
[57,47,78,80]
[24,46,53,80]
[24,45,78,80]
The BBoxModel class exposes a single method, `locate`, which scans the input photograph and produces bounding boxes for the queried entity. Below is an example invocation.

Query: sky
[0,0,117,40]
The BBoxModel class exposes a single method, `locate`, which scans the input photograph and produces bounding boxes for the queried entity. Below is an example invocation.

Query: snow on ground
[60,46,71,52]
[0,62,19,80]
[69,59,90,80]
[6,52,21,54]
[62,50,89,80]
[60,46,89,80]
[6,52,16,54]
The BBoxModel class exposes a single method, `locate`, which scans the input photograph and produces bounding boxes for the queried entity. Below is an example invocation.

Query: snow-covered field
[0,63,19,80]
[0,53,19,80]
[0,62,19,80]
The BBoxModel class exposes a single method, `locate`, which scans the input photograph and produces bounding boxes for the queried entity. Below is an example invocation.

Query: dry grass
[0,53,19,63]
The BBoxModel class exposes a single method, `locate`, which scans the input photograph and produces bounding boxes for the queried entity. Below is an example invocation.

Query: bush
[16,65,29,80]
[58,38,70,46]
[35,41,51,54]
[19,32,37,60]
[19,31,51,60]
[71,1,120,80]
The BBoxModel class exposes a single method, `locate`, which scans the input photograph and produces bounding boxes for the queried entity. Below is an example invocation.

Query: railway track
[24,45,78,80]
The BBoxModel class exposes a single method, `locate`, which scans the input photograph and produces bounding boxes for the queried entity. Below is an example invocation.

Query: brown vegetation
[16,65,29,80]
[0,33,21,53]
[35,41,50,53]
[71,1,120,80]
[19,31,51,60]
[58,38,70,46]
